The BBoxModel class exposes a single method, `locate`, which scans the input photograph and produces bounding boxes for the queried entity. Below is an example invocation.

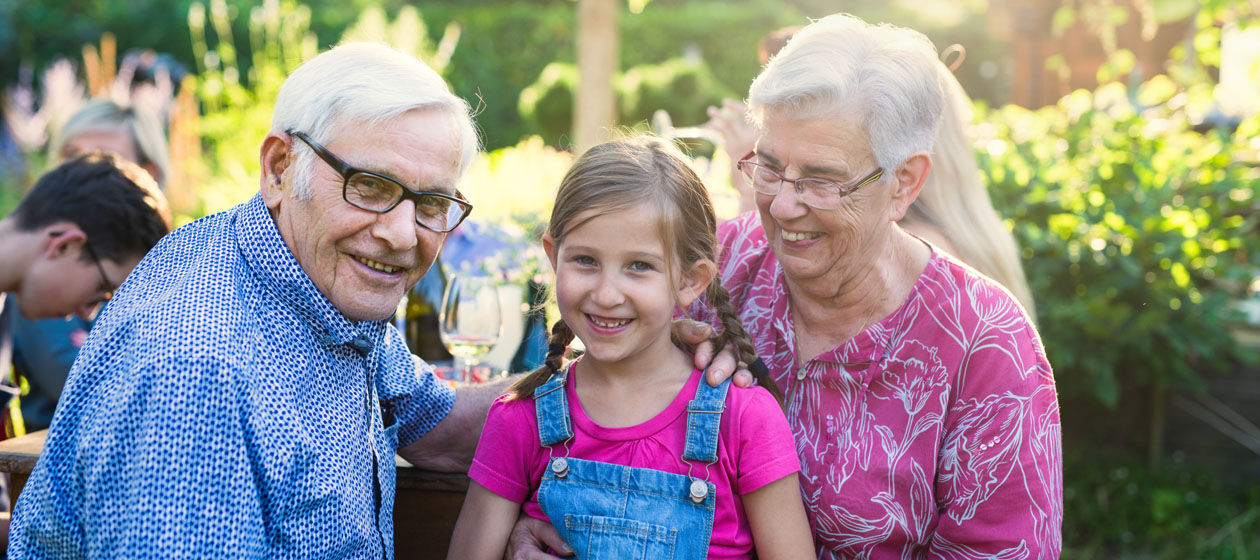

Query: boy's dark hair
[11,152,172,263]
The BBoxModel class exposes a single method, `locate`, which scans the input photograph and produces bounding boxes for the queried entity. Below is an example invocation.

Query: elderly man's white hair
[271,42,481,199]
[748,13,943,171]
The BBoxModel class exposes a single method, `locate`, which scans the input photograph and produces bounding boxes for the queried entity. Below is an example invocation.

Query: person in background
[704,31,1036,317]
[55,99,171,189]
[0,152,171,540]
[448,135,812,560]
[3,98,174,435]
[898,63,1036,317]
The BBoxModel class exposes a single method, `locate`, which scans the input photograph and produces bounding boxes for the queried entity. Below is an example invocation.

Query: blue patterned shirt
[9,194,457,559]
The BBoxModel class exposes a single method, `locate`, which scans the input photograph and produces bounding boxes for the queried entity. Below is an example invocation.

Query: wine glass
[439,274,503,383]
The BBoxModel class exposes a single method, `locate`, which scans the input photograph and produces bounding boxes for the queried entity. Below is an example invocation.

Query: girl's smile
[543,204,707,380]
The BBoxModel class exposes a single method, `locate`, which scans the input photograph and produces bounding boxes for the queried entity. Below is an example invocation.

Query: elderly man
[7,44,495,558]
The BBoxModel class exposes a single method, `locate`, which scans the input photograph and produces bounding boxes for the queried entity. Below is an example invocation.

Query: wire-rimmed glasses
[289,130,473,233]
[73,236,115,313]
[736,150,884,210]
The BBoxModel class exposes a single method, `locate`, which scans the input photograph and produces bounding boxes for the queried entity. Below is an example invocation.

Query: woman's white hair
[271,42,480,199]
[747,13,944,170]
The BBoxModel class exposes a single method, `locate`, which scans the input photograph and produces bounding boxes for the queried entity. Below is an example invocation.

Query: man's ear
[889,152,931,222]
[541,233,558,270]
[41,224,87,260]
[259,132,293,210]
[676,259,717,308]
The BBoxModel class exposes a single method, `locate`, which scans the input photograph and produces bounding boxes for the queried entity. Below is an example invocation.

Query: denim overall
[533,369,731,560]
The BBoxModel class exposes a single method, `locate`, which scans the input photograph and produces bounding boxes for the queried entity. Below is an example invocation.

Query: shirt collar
[234,193,379,347]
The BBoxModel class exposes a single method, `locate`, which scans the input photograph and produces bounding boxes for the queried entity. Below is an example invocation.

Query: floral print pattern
[715,213,1061,559]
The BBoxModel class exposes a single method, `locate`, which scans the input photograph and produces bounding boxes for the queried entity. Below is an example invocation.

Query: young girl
[447,136,813,559]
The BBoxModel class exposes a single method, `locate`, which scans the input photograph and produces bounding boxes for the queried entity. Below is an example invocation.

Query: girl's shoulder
[487,392,542,427]
[725,385,781,416]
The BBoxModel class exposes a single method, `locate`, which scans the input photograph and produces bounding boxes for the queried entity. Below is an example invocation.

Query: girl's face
[543,205,710,371]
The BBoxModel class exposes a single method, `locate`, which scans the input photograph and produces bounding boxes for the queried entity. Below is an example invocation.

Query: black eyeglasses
[737,151,884,210]
[289,131,473,233]
[81,240,115,308]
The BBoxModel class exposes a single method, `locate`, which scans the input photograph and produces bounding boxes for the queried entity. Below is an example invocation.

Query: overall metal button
[689,479,708,503]
[551,457,569,478]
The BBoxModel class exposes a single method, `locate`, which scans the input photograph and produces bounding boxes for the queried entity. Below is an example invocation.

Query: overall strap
[682,375,731,463]
[533,369,573,447]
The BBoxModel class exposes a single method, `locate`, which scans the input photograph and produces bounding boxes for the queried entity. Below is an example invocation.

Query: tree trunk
[574,0,618,152]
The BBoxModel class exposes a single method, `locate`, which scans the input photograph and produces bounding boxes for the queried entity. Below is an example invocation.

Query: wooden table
[0,430,470,560]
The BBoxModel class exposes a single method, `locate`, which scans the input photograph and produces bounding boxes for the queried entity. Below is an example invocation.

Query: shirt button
[349,336,374,354]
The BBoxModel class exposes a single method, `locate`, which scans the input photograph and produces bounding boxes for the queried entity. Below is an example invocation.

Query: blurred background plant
[0,0,1258,554]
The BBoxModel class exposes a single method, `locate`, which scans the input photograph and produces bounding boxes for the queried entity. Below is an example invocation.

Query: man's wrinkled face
[268,109,462,323]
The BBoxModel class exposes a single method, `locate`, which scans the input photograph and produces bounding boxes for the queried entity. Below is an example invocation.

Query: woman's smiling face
[753,111,897,287]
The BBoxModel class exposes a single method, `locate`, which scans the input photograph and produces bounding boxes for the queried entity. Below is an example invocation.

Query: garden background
[1,0,1258,556]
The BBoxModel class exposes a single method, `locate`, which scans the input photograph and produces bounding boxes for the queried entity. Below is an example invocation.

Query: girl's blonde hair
[508,136,781,402]
[904,65,1036,318]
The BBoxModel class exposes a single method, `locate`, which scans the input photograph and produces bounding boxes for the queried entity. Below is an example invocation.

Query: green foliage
[339,5,461,76]
[421,0,806,150]
[517,57,734,148]
[420,3,576,151]
[518,63,579,148]
[977,78,1260,408]
[181,0,315,224]
[618,58,734,128]
[1063,448,1260,558]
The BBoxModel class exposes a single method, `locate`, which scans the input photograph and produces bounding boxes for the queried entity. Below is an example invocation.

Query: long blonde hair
[508,136,781,402]
[904,64,1036,318]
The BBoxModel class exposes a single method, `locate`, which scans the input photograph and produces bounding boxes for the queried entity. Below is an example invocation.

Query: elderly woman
[508,13,1060,560]
[717,13,1062,558]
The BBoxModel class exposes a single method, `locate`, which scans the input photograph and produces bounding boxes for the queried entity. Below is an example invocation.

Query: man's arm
[398,375,513,472]
[8,358,267,557]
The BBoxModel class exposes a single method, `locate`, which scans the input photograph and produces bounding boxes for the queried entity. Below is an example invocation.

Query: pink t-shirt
[714,212,1063,559]
[469,364,801,559]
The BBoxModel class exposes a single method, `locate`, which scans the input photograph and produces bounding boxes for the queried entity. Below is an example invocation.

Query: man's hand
[671,318,755,388]
[505,514,572,559]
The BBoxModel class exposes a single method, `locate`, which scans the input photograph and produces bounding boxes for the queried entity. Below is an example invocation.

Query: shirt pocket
[563,514,677,560]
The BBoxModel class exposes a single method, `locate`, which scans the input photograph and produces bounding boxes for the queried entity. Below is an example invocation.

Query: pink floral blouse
[715,212,1062,559]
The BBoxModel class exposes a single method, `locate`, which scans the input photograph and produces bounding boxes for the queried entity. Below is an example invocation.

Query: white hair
[747,13,944,170]
[271,42,480,199]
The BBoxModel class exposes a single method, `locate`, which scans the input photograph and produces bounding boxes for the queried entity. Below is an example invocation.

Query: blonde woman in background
[899,62,1036,318]
[55,99,170,189]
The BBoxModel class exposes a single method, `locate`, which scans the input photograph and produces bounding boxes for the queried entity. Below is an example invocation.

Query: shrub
[977,78,1260,409]
[617,57,734,128]
[518,63,579,148]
